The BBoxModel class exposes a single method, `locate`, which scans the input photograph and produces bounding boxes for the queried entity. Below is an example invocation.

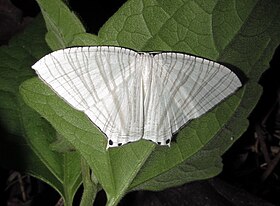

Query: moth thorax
[141,54,153,97]
[141,54,153,84]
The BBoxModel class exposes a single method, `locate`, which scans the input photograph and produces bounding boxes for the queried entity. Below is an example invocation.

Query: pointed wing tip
[32,62,41,72]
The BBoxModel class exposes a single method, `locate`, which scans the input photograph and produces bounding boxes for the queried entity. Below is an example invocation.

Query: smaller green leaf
[0,15,82,205]
[36,0,86,50]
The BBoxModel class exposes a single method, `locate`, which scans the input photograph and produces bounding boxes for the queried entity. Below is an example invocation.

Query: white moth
[32,46,242,148]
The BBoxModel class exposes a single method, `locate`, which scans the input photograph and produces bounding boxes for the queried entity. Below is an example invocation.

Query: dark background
[1,0,280,205]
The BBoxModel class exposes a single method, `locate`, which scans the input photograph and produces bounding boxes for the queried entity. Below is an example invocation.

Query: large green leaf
[0,16,82,205]
[19,0,280,205]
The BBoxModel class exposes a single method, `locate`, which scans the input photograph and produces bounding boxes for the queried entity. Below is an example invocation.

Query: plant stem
[80,157,98,206]
[106,197,119,206]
